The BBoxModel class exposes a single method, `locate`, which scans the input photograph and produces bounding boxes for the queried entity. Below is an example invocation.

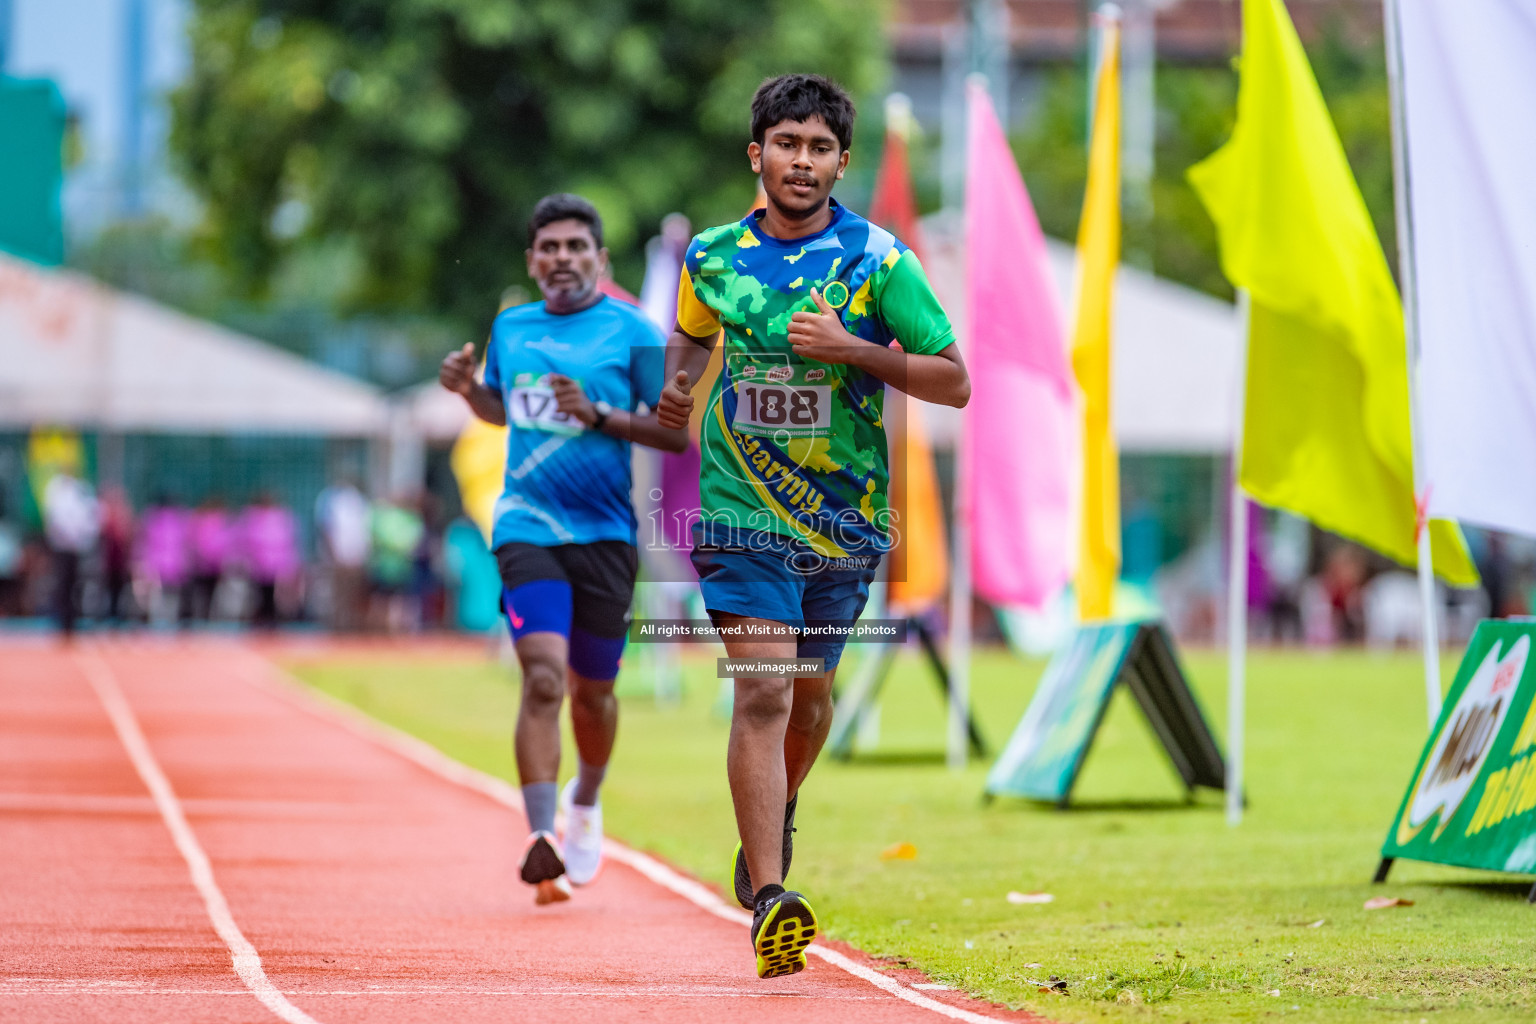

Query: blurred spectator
[443,516,500,632]
[20,538,52,617]
[99,487,136,625]
[315,478,370,632]
[1363,571,1423,649]
[188,496,233,622]
[240,493,301,629]
[0,494,24,617]
[1320,544,1369,642]
[413,491,447,628]
[1265,512,1310,644]
[43,471,101,638]
[369,496,424,633]
[139,497,191,626]
[1475,531,1531,619]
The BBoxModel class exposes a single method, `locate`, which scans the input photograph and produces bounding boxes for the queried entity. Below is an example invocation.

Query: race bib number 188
[734,382,833,437]
[729,357,834,439]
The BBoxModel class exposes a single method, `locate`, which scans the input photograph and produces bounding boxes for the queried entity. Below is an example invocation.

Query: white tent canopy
[400,378,471,442]
[0,253,389,435]
[920,215,1243,454]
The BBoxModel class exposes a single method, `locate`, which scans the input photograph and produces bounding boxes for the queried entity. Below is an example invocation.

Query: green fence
[0,432,372,555]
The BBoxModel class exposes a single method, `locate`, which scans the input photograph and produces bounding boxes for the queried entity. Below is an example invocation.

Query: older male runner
[442,193,686,905]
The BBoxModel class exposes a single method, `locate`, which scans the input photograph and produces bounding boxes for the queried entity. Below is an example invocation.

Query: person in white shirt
[315,479,371,632]
[42,472,101,639]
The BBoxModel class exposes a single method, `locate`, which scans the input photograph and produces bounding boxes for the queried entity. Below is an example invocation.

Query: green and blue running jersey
[483,296,664,549]
[678,199,956,557]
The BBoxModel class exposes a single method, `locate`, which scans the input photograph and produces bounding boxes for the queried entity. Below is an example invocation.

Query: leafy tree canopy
[1006,20,1396,301]
[171,0,889,330]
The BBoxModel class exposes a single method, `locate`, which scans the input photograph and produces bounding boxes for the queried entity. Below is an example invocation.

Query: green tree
[171,0,890,331]
[1004,20,1396,302]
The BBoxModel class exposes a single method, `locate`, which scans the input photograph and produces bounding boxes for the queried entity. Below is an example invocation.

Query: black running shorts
[494,541,637,640]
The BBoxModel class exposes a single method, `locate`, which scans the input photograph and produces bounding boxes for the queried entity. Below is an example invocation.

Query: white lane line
[243,654,1017,1024]
[0,983,877,999]
[0,792,369,818]
[75,649,323,1024]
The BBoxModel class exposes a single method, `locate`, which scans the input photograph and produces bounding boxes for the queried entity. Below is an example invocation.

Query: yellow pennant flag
[450,417,507,542]
[1188,0,1476,587]
[1071,18,1122,621]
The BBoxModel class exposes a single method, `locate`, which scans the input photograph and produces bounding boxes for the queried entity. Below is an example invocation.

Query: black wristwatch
[591,400,613,431]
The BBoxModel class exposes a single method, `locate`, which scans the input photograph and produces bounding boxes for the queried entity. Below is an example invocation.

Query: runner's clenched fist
[439,343,477,396]
[657,370,693,430]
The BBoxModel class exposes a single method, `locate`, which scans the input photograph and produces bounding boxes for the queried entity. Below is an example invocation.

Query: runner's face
[526,220,606,310]
[749,118,849,220]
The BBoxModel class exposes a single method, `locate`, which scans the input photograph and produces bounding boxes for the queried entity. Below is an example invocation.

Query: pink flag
[962,82,1075,608]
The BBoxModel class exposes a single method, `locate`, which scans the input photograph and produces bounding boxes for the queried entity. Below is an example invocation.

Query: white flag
[1400,0,1536,537]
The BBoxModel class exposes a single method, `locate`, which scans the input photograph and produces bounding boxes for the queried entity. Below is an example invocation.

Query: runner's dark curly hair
[750,74,856,152]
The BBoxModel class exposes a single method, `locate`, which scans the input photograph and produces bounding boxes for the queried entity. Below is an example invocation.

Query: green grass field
[284,642,1536,1023]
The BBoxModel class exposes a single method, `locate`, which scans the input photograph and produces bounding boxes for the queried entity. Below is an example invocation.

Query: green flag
[1188,0,1477,587]
[0,78,66,266]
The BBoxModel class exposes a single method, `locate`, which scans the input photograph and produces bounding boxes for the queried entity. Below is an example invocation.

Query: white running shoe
[559,779,604,886]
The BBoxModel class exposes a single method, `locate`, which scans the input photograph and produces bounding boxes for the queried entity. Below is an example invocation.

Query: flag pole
[1226,289,1250,827]
[1382,0,1442,728]
[948,77,985,774]
[948,424,973,773]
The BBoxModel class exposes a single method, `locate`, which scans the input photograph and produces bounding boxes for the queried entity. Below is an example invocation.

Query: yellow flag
[27,427,85,508]
[1071,19,1122,621]
[1188,0,1476,586]
[450,418,506,542]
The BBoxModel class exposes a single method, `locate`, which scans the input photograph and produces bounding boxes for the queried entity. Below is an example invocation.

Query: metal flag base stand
[1374,856,1536,905]
[825,615,988,761]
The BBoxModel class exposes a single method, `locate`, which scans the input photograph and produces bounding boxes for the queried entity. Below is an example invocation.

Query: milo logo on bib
[728,355,832,440]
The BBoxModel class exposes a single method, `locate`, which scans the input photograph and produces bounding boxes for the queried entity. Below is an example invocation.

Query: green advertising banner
[985,620,1226,806]
[1380,619,1536,890]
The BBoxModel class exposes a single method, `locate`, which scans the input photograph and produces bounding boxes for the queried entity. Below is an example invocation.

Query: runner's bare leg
[567,670,618,770]
[721,615,797,893]
[513,632,567,783]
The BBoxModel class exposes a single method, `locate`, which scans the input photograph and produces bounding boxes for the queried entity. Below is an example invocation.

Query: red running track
[0,638,1046,1024]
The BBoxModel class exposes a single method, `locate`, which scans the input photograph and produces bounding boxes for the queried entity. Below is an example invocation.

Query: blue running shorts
[689,524,880,671]
[496,541,635,682]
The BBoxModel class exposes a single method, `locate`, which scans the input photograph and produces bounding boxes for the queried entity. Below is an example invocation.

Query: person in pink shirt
[188,496,233,622]
[138,497,191,625]
[239,493,300,629]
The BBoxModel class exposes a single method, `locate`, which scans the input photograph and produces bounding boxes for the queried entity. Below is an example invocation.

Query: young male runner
[441,193,685,905]
[657,75,970,977]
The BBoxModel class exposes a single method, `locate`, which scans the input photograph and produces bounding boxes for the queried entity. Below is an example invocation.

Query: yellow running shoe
[750,887,817,979]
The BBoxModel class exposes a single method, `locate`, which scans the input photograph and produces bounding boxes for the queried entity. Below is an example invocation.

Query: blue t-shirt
[483,296,664,549]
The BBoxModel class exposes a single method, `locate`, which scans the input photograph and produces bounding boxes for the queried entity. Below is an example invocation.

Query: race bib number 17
[508,385,583,436]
